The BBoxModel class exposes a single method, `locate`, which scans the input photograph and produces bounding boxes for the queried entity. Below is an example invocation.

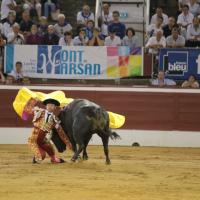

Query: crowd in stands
[0,0,199,88]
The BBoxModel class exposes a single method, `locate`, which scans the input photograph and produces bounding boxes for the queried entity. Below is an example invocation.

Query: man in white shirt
[186,16,200,46]
[77,5,94,26]
[145,30,166,54]
[98,3,113,37]
[1,0,17,23]
[188,0,200,16]
[151,70,176,87]
[166,28,185,48]
[150,7,169,27]
[7,23,25,44]
[8,61,24,83]
[54,14,72,38]
[104,29,121,46]
[177,4,194,29]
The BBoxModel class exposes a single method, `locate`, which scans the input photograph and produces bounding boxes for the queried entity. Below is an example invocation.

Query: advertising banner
[5,45,143,79]
[159,48,200,80]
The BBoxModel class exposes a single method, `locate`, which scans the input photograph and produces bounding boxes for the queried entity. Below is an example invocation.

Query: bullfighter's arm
[55,124,72,150]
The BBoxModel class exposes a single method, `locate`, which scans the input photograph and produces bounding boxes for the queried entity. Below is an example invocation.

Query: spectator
[166,28,185,48]
[179,0,190,11]
[0,34,6,83]
[59,31,73,46]
[26,24,43,44]
[1,0,17,23]
[188,0,200,16]
[38,16,48,36]
[177,4,194,33]
[85,20,94,40]
[147,16,163,37]
[181,75,199,88]
[88,27,104,46]
[2,12,16,39]
[163,16,177,38]
[122,27,139,48]
[108,11,126,39]
[151,71,176,87]
[8,61,24,83]
[43,25,59,45]
[54,14,72,38]
[150,7,169,27]
[104,29,121,46]
[73,28,89,46]
[43,0,58,19]
[23,0,42,19]
[98,3,113,37]
[20,10,34,37]
[145,30,166,54]
[77,5,95,26]
[186,16,200,46]
[7,23,25,44]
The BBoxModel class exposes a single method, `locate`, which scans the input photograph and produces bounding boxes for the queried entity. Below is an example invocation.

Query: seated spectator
[181,75,199,88]
[186,16,200,47]
[1,0,17,23]
[188,0,200,16]
[73,28,89,46]
[59,31,73,46]
[23,0,42,19]
[0,34,6,83]
[177,4,194,37]
[38,16,48,36]
[145,30,166,54]
[166,28,185,48]
[7,61,24,83]
[108,11,126,39]
[163,17,177,38]
[85,20,94,40]
[77,5,95,26]
[98,3,113,37]
[43,25,59,45]
[7,23,25,44]
[147,16,163,37]
[20,10,34,37]
[88,28,104,46]
[54,14,72,38]
[104,29,121,46]
[151,70,176,87]
[26,24,43,44]
[150,7,169,27]
[122,27,139,48]
[2,12,16,39]
[179,0,190,12]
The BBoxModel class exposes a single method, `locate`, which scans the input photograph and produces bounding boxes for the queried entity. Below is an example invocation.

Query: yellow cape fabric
[13,87,125,129]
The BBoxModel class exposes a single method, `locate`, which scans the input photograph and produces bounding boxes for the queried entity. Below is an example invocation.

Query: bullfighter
[28,98,72,164]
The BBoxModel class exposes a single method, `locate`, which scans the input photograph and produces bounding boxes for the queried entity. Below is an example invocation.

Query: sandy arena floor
[0,145,200,200]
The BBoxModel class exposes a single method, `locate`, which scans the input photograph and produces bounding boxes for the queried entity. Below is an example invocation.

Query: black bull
[52,99,120,164]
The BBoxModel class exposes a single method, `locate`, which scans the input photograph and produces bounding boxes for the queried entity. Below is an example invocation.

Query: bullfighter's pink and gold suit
[28,107,71,163]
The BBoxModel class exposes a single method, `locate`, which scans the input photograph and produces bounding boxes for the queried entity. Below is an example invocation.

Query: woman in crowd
[122,27,139,48]
[181,75,199,88]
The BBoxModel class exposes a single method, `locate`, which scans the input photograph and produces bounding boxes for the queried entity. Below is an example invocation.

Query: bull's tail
[109,130,121,140]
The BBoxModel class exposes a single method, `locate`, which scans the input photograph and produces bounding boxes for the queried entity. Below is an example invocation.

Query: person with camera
[7,23,25,44]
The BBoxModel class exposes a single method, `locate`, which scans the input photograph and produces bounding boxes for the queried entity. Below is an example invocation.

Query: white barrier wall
[1,128,200,147]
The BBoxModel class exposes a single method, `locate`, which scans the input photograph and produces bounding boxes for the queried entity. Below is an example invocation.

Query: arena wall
[0,85,200,147]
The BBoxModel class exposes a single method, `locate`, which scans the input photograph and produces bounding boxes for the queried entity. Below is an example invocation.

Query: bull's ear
[51,129,66,152]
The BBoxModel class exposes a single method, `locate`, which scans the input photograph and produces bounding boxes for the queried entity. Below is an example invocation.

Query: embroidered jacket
[32,107,71,146]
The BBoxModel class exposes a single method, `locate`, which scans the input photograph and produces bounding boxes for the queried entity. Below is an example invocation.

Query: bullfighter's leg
[100,134,111,165]
[28,129,46,163]
[37,130,65,163]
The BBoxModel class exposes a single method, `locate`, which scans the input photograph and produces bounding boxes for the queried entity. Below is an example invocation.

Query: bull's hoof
[106,160,111,165]
[82,155,89,160]
[71,158,76,162]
